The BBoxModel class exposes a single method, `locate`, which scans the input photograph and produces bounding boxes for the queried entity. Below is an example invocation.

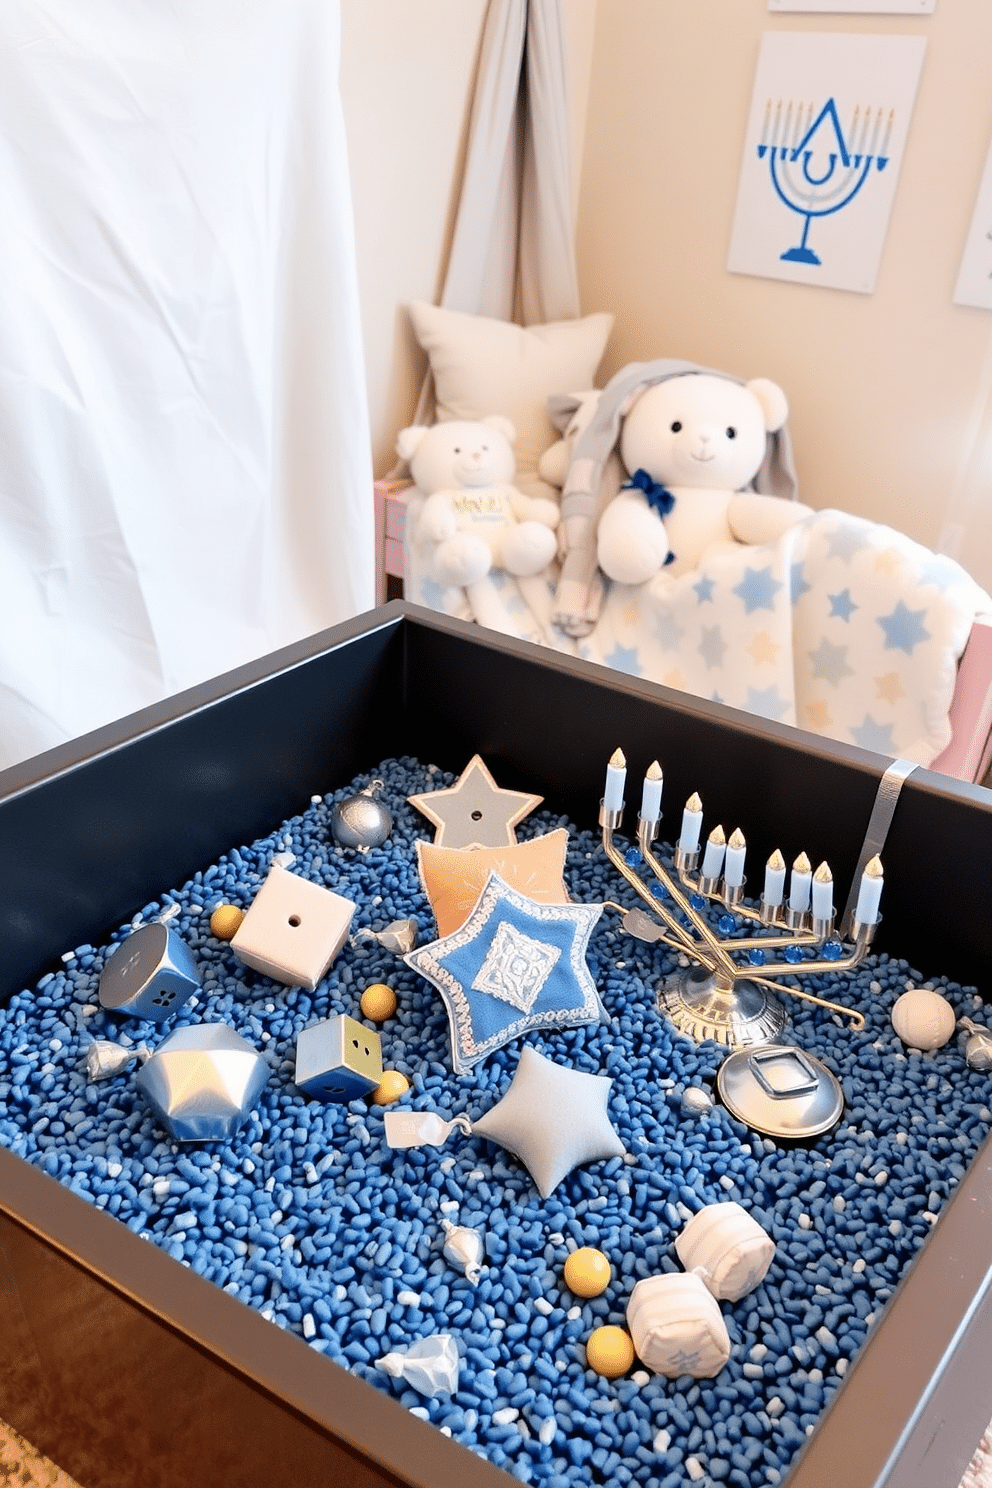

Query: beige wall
[576,0,992,591]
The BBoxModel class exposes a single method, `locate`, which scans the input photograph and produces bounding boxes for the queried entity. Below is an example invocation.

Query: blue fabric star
[745,685,790,721]
[917,551,966,593]
[851,714,896,755]
[604,643,643,676]
[828,588,857,622]
[655,611,685,652]
[825,521,868,562]
[694,574,716,604]
[809,637,855,685]
[733,566,781,614]
[878,600,931,654]
[405,874,606,1074]
[790,561,812,603]
[698,626,727,670]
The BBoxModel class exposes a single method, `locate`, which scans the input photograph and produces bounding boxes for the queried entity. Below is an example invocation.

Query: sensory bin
[1,756,990,1488]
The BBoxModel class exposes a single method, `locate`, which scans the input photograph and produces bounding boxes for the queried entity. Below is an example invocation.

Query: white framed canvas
[954,134,992,311]
[769,1,934,13]
[727,32,927,294]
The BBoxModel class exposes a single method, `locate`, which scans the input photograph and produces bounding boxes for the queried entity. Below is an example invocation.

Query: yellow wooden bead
[563,1247,612,1298]
[360,983,398,1021]
[585,1325,634,1379]
[372,1070,410,1106]
[209,904,244,941]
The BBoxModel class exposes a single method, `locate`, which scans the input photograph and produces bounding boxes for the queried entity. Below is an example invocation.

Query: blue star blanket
[404,505,991,769]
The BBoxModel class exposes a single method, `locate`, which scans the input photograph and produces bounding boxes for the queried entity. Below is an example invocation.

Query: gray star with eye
[408,755,543,849]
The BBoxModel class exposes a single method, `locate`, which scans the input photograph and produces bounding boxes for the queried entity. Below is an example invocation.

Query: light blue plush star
[745,685,790,721]
[694,573,716,604]
[471,1045,625,1198]
[733,566,781,614]
[790,561,812,603]
[604,643,643,676]
[878,600,931,655]
[406,874,606,1074]
[654,611,685,652]
[828,588,858,623]
[698,626,727,670]
[917,551,965,593]
[851,714,896,754]
[825,521,867,562]
[809,637,855,685]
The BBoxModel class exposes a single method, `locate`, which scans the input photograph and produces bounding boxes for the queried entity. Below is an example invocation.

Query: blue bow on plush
[621,467,676,516]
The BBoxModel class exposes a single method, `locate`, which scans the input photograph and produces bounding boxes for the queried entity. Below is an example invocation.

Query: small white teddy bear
[397,416,559,591]
[597,374,812,586]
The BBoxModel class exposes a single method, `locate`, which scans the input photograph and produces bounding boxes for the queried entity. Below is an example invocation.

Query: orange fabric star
[416,829,570,937]
[874,549,902,574]
[875,671,905,703]
[748,631,779,665]
[804,699,833,729]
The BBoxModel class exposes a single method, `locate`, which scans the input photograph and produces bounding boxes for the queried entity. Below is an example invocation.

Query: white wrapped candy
[626,1272,731,1379]
[441,1219,484,1285]
[85,1040,151,1082]
[891,988,956,1051]
[376,1333,460,1397]
[674,1201,775,1302]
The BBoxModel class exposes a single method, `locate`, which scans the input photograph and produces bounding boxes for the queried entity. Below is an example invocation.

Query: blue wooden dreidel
[295,1014,382,1102]
[99,923,200,1022]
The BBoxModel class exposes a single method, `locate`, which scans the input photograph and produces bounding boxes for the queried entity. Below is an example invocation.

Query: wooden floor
[3,1412,992,1488]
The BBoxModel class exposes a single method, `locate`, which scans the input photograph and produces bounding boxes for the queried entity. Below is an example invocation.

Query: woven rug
[2,1411,991,1486]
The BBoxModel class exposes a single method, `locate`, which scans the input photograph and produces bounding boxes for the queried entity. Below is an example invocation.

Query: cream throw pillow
[407,301,613,499]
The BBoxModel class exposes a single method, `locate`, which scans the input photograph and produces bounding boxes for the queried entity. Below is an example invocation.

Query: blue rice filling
[0,755,988,1488]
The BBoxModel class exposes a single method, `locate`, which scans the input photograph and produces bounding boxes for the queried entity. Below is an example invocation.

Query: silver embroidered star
[471,920,560,1012]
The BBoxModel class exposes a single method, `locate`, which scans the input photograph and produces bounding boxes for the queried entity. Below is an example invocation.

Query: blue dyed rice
[0,755,989,1488]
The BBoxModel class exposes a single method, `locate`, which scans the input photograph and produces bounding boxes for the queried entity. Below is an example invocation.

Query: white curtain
[0,0,373,771]
[408,0,581,430]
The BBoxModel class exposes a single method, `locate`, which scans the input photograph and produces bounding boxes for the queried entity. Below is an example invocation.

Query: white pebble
[750,1343,768,1361]
[409,1407,429,1422]
[719,1174,736,1191]
[153,1178,171,1199]
[653,1428,671,1453]
[439,1158,456,1174]
[875,1171,888,1186]
[767,1396,785,1417]
[798,1213,812,1230]
[895,1131,908,1144]
[107,1162,122,1179]
[492,1407,519,1426]
[547,1233,565,1245]
[534,1297,553,1316]
[271,850,296,868]
[888,1220,902,1236]
[836,1358,849,1376]
[923,1211,939,1224]
[539,1417,558,1446]
[396,1290,421,1307]
[440,1426,451,1437]
[686,1456,705,1481]
[303,1314,315,1339]
[743,1363,764,1379]
[833,1196,846,1212]
[439,1199,458,1213]
[852,1258,867,1273]
[631,1370,650,1386]
[468,1170,485,1181]
[567,1306,582,1321]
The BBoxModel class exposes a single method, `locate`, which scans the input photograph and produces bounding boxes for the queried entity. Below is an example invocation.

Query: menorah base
[658,965,787,1048]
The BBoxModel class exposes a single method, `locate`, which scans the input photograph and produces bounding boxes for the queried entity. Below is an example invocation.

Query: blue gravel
[1,754,990,1488]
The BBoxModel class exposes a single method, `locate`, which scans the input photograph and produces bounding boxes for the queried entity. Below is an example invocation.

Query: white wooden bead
[232,864,355,989]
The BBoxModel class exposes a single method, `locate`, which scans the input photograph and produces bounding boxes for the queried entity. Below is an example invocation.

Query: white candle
[701,825,726,880]
[724,828,746,888]
[604,748,626,812]
[679,792,703,853]
[640,760,663,824]
[789,851,812,913]
[855,854,884,925]
[812,861,834,920]
[763,848,786,907]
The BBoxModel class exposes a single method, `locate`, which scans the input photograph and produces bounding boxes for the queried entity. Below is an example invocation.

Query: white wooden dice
[626,1272,731,1379]
[231,864,355,989]
[674,1201,776,1302]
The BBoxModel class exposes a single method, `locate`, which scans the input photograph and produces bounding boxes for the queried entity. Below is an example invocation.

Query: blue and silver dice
[99,923,200,1022]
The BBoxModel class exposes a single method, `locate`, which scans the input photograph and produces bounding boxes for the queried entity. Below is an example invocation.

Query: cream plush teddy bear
[398,416,560,635]
[597,373,813,585]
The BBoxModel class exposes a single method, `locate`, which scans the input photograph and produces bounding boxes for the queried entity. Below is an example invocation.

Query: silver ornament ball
[330,780,393,851]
